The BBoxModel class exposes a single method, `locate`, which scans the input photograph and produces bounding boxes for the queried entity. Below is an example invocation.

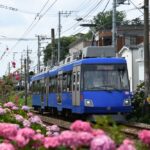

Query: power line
[69,0,110,35]
[0,4,36,14]
[10,0,58,52]
[0,38,37,41]
[129,0,144,14]
[62,0,105,34]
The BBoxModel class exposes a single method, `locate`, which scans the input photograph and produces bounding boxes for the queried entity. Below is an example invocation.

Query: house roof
[119,45,139,55]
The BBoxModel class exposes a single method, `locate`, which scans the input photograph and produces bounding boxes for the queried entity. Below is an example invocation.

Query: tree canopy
[43,36,77,65]
[92,10,126,31]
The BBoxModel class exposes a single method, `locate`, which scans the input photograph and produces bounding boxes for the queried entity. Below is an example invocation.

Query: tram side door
[57,71,63,104]
[45,77,49,107]
[72,66,81,106]
[40,79,45,109]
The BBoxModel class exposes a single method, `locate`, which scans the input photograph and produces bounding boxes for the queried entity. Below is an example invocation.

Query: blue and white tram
[31,57,132,115]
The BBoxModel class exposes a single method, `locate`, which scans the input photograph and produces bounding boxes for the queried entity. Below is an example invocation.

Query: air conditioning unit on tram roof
[82,46,116,58]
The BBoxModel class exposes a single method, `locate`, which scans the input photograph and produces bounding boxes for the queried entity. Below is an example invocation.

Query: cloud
[0,13,27,27]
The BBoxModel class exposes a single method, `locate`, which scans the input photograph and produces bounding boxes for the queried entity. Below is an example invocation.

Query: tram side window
[31,81,35,93]
[37,80,40,94]
[57,75,60,92]
[63,73,67,92]
[77,71,80,91]
[73,72,76,91]
[49,77,57,92]
[53,76,57,92]
[44,78,46,93]
[67,72,72,92]
[40,79,44,94]
[49,77,52,92]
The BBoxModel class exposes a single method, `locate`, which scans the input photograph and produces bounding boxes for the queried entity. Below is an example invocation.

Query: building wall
[120,49,133,91]
[69,41,91,55]
[132,50,139,90]
[119,47,140,92]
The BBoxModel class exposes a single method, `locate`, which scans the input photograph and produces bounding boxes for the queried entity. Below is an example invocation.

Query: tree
[131,17,143,25]
[43,36,77,65]
[92,10,126,31]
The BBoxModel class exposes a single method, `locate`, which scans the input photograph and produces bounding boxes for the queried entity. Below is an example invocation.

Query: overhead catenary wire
[69,0,110,36]
[129,0,143,14]
[61,0,105,35]
[10,0,58,52]
[1,0,58,70]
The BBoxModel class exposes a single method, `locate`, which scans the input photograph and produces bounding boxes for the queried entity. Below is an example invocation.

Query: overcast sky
[0,0,145,77]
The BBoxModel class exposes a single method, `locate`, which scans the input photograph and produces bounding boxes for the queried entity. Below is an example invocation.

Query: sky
[0,0,145,77]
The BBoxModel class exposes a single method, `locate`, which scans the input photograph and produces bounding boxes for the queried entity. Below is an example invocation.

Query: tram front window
[83,64,129,91]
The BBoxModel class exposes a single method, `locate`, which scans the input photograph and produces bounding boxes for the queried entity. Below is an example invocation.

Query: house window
[139,48,144,59]
[130,36,136,45]
[104,37,112,45]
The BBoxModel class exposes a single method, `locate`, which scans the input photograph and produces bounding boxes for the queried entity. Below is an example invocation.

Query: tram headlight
[84,99,94,107]
[123,99,131,106]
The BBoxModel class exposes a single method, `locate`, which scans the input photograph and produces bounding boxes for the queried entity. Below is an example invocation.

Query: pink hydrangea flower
[0,142,15,150]
[0,108,6,115]
[22,105,30,111]
[46,131,53,136]
[17,127,35,139]
[59,130,79,148]
[23,119,31,127]
[27,112,33,117]
[138,130,150,145]
[70,120,92,132]
[12,106,19,110]
[53,132,60,136]
[90,134,116,150]
[46,125,52,131]
[15,134,29,147]
[92,129,105,137]
[4,102,15,108]
[32,133,44,141]
[117,139,136,150]
[44,136,60,148]
[0,123,19,140]
[77,131,94,146]
[32,133,45,148]
[29,115,42,124]
[15,114,24,122]
[50,125,60,132]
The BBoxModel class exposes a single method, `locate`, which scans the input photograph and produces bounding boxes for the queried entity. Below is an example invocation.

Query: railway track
[31,110,150,139]
[31,110,71,130]
[118,121,150,138]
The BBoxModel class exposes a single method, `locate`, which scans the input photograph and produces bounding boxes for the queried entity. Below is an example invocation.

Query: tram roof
[30,71,49,81]
[74,57,126,65]
[50,57,126,72]
[31,57,126,81]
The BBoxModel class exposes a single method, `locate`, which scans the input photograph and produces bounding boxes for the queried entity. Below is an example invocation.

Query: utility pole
[37,35,41,73]
[51,28,55,66]
[8,62,10,75]
[26,46,30,84]
[36,35,50,72]
[58,11,61,63]
[20,54,23,89]
[58,11,74,63]
[144,0,150,104]
[112,0,117,54]
[24,59,27,105]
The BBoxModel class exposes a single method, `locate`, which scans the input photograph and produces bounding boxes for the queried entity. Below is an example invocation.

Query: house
[136,43,144,83]
[119,46,139,91]
[69,39,92,55]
